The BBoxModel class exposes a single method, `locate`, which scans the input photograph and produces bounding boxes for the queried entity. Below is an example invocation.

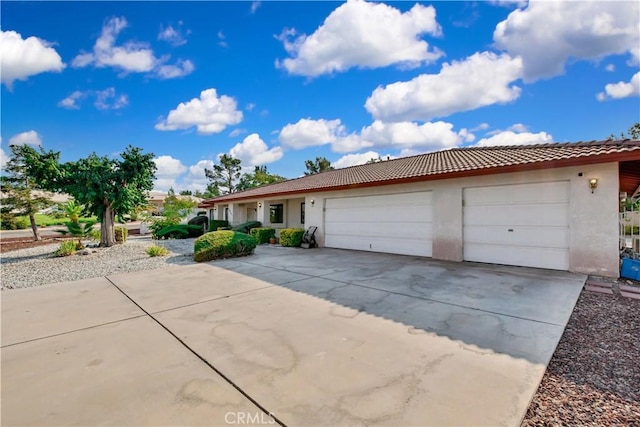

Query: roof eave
[198,150,640,208]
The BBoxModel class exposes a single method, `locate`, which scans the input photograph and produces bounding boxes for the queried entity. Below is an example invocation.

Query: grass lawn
[16,214,98,227]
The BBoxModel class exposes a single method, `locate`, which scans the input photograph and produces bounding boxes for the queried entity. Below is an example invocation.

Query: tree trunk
[28,213,41,241]
[100,204,116,247]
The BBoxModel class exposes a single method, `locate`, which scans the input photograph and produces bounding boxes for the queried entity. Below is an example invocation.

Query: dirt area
[0,229,141,253]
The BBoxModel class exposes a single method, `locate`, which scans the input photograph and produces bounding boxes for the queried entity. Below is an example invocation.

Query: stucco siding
[215,162,620,276]
[304,163,620,277]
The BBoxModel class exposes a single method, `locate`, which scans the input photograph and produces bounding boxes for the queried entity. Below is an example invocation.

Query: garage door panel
[326,207,432,224]
[464,181,570,205]
[325,192,432,257]
[464,204,569,227]
[463,181,570,271]
[464,226,569,249]
[326,235,431,257]
[326,192,432,209]
[326,222,432,240]
[464,244,569,271]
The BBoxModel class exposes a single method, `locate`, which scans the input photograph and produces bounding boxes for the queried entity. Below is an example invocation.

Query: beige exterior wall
[304,162,619,277]
[210,162,620,277]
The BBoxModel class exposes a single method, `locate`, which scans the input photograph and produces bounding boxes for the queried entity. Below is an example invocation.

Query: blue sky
[1,0,639,192]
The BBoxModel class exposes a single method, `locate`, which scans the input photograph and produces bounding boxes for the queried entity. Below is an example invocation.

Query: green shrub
[147,216,178,238]
[115,226,128,243]
[157,224,204,239]
[146,244,169,257]
[250,227,276,244]
[15,217,30,230]
[217,226,232,230]
[232,220,262,234]
[193,231,257,262]
[55,240,78,257]
[209,220,230,232]
[279,228,305,247]
[0,212,18,230]
[187,215,208,231]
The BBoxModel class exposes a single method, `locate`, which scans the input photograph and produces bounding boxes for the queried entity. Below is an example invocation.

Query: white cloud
[366,52,523,122]
[334,151,390,169]
[156,59,194,79]
[181,159,215,191]
[0,30,65,88]
[59,88,128,110]
[250,1,261,14]
[279,118,345,149]
[9,130,42,147]
[73,17,194,79]
[155,88,243,134]
[229,133,283,166]
[94,87,128,110]
[279,117,474,154]
[346,120,470,153]
[229,128,247,137]
[475,130,553,147]
[153,155,188,191]
[277,0,442,77]
[158,24,188,46]
[58,91,85,109]
[605,64,615,72]
[508,123,528,133]
[597,72,640,101]
[0,148,8,170]
[494,1,640,81]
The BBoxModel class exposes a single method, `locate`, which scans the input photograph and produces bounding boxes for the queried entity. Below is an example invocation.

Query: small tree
[608,122,640,140]
[304,156,334,175]
[21,145,156,247]
[237,165,286,191]
[1,145,54,241]
[204,154,242,194]
[163,188,197,223]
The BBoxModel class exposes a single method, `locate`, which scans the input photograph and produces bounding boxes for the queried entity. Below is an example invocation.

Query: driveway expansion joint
[1,314,148,348]
[104,276,287,427]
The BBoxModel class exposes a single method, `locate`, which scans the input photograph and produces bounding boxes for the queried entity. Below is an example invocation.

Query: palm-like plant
[63,200,83,223]
[55,220,97,249]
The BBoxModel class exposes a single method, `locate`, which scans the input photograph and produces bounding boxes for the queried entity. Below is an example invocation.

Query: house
[199,140,640,277]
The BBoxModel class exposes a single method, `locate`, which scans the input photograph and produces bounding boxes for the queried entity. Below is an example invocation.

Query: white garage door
[325,192,433,257]
[463,181,570,270]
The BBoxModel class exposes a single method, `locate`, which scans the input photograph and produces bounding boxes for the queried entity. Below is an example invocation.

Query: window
[270,204,283,223]
[301,202,305,224]
[224,207,229,222]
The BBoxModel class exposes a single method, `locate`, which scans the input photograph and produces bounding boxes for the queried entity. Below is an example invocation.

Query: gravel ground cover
[522,281,640,426]
[2,237,638,425]
[0,236,195,290]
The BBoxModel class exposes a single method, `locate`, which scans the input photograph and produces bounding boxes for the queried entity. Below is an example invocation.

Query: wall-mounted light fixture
[589,178,598,193]
[258,202,262,208]
[310,199,315,206]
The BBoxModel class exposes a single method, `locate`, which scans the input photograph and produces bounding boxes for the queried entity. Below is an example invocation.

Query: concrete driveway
[2,246,586,426]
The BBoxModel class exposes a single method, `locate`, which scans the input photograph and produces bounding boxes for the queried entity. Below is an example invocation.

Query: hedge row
[250,227,275,244]
[279,228,304,247]
[193,230,257,262]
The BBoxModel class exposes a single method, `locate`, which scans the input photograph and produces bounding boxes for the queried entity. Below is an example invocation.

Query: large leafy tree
[304,156,334,175]
[1,145,54,241]
[20,145,156,247]
[237,165,286,191]
[204,154,242,194]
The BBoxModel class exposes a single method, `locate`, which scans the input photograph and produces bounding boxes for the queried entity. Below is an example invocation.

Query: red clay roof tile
[200,140,640,206]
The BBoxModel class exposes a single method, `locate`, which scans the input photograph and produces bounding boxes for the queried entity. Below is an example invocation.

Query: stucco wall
[304,162,620,277]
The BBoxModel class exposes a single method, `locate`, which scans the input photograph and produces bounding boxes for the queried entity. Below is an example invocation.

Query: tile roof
[200,139,640,206]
